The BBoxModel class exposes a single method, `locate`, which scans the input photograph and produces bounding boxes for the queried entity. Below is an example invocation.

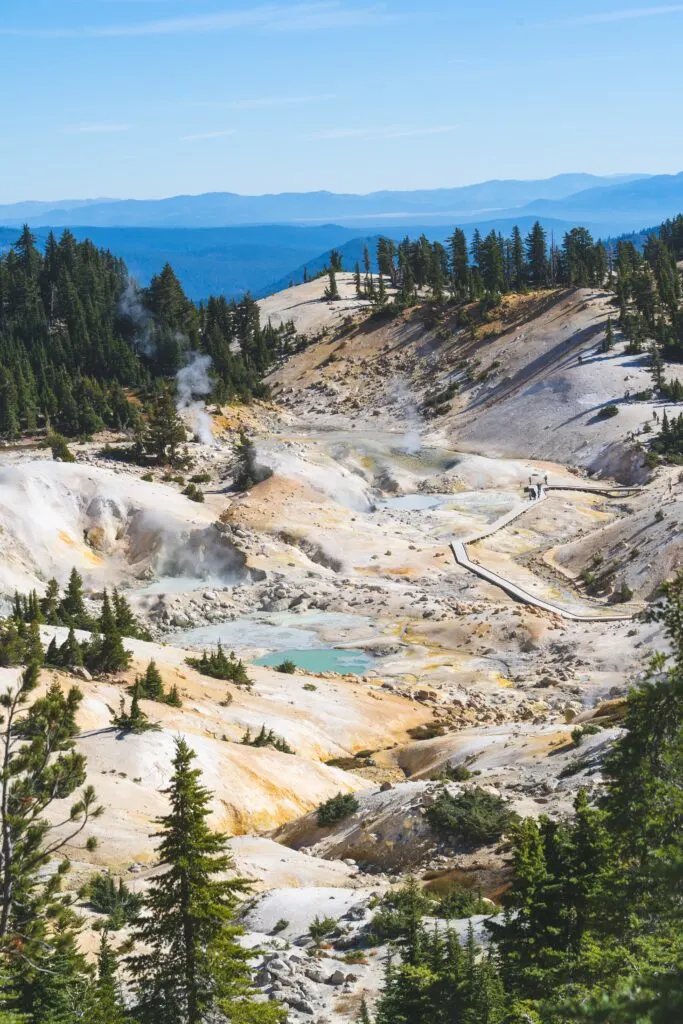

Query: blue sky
[2,1,683,201]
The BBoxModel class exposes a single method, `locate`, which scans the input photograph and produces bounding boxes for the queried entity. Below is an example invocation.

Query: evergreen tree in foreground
[130,737,284,1024]
[0,663,102,1016]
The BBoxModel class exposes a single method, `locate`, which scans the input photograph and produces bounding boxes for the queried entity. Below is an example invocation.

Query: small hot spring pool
[253,647,373,675]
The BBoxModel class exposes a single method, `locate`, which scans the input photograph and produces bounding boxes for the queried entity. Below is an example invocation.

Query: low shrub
[368,881,432,943]
[571,724,601,747]
[316,792,359,826]
[80,873,142,929]
[182,483,204,503]
[596,404,619,420]
[186,643,251,685]
[426,786,518,845]
[241,724,294,754]
[275,659,297,674]
[309,915,338,945]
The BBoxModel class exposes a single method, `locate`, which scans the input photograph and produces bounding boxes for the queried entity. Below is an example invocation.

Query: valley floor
[2,279,683,1020]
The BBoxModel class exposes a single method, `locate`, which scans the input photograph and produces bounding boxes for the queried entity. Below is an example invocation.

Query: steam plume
[176,352,216,446]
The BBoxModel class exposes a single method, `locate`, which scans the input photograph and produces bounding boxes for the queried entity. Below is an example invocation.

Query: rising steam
[176,352,216,446]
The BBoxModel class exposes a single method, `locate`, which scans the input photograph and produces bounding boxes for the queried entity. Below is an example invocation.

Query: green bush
[316,791,360,826]
[368,881,433,943]
[81,873,142,929]
[182,482,204,503]
[272,918,289,934]
[571,724,601,747]
[190,472,211,483]
[186,643,251,685]
[47,432,76,463]
[435,762,473,783]
[426,786,518,844]
[596,404,619,420]
[241,724,294,754]
[435,883,491,919]
[309,915,338,945]
[275,659,297,674]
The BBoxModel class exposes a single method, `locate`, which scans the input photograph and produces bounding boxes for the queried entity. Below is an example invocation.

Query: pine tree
[165,684,182,708]
[83,932,128,1024]
[112,588,150,641]
[0,663,102,1006]
[140,660,164,700]
[526,222,548,287]
[448,227,469,295]
[357,997,373,1024]
[60,626,84,668]
[324,266,340,300]
[602,317,615,352]
[59,567,88,628]
[91,590,131,674]
[40,578,61,624]
[510,225,526,291]
[143,386,187,466]
[129,738,284,1023]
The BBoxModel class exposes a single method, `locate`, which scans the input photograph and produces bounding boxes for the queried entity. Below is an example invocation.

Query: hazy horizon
[3,1,683,202]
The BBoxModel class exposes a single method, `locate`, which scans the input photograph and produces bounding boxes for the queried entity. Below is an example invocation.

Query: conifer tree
[91,590,131,674]
[525,222,548,287]
[354,262,362,296]
[140,660,164,700]
[324,266,340,300]
[0,663,102,1011]
[40,579,61,624]
[142,386,187,466]
[83,932,128,1024]
[129,738,284,1024]
[59,567,88,627]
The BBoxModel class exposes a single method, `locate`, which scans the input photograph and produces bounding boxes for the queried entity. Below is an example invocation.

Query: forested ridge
[2,217,683,449]
[0,226,297,440]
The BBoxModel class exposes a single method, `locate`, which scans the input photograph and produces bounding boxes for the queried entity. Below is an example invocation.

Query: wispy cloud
[306,124,458,140]
[1,3,401,38]
[66,122,131,133]
[570,5,683,24]
[181,129,236,142]
[183,93,337,110]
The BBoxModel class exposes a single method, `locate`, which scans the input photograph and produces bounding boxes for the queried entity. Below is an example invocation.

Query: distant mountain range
[2,171,683,301]
[0,174,647,229]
